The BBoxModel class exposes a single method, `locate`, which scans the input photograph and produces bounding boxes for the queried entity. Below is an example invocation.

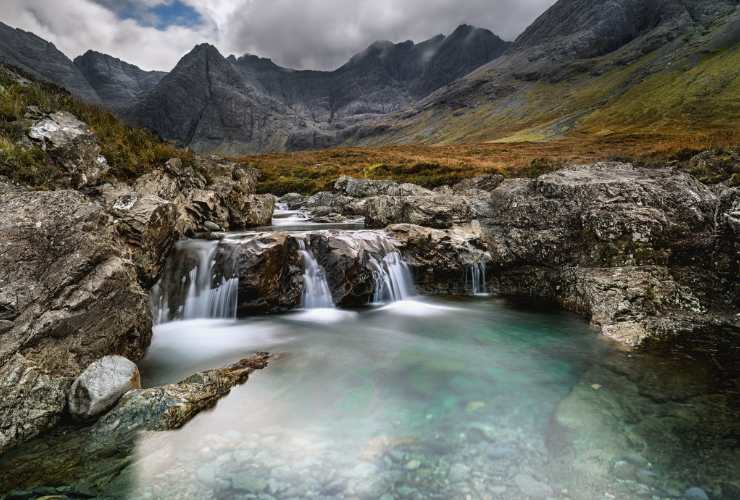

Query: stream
[1,217,739,500]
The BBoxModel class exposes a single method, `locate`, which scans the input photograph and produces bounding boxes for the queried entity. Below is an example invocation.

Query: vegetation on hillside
[0,61,736,196]
[242,138,739,195]
[0,64,193,188]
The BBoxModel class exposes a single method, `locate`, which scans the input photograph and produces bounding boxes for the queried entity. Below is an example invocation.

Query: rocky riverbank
[0,109,274,454]
[0,105,737,464]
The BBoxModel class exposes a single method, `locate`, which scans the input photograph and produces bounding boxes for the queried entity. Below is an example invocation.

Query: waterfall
[465,262,488,296]
[272,204,310,226]
[297,240,335,309]
[368,251,416,304]
[151,240,239,324]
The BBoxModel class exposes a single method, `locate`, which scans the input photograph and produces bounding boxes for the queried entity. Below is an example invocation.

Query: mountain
[0,22,101,104]
[129,44,297,153]
[126,25,509,153]
[0,21,506,153]
[355,0,740,147]
[1,0,737,154]
[74,51,166,111]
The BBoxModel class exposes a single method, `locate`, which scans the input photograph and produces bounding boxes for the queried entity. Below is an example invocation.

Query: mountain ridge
[0,0,738,154]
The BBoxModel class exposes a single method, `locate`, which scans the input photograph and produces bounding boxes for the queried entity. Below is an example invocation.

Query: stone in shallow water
[68,355,141,420]
[684,486,710,500]
[232,475,268,493]
[449,462,470,483]
[514,473,553,499]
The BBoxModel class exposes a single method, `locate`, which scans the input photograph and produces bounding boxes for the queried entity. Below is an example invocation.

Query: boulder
[28,111,108,188]
[68,356,141,420]
[364,194,474,229]
[388,224,491,294]
[278,192,307,209]
[92,353,270,438]
[227,194,275,228]
[483,163,739,347]
[334,176,433,198]
[451,174,505,193]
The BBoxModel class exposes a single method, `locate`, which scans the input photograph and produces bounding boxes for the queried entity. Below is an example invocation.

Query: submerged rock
[68,355,141,420]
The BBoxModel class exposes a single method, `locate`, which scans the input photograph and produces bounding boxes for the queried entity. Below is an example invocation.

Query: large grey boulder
[28,111,109,188]
[334,176,433,198]
[364,193,474,229]
[483,162,739,347]
[68,356,141,420]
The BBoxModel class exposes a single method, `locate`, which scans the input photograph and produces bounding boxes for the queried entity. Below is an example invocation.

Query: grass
[0,64,193,188]
[242,135,739,195]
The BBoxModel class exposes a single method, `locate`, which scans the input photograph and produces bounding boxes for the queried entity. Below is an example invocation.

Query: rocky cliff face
[74,51,166,111]
[0,22,100,104]
[127,26,508,153]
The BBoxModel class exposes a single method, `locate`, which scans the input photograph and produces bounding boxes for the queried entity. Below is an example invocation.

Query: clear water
[132,297,607,500]
[2,297,738,499]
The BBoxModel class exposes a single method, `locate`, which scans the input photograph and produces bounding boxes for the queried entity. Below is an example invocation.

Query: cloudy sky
[2,0,557,71]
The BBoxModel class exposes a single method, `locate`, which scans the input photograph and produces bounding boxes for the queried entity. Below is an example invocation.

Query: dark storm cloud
[224,0,558,70]
[0,0,557,71]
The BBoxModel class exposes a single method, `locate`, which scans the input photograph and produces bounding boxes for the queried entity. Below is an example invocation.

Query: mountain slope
[74,51,166,111]
[127,25,509,153]
[0,22,101,104]
[352,0,740,147]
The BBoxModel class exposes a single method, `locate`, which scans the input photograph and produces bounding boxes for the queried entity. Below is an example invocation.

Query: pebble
[405,459,421,470]
[612,460,637,480]
[684,487,710,500]
[636,468,658,486]
[514,473,553,499]
[449,463,470,483]
[232,475,268,493]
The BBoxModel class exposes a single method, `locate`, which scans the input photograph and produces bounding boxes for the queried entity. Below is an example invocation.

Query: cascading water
[151,240,239,323]
[297,240,335,309]
[272,203,310,227]
[368,250,416,304]
[465,261,489,296]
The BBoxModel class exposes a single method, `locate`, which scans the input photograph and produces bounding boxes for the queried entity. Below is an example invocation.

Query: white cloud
[0,0,557,71]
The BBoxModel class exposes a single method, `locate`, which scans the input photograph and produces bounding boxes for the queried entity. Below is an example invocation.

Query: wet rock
[612,460,638,480]
[233,475,268,493]
[204,220,222,232]
[405,459,421,470]
[388,224,490,294]
[91,354,270,442]
[636,468,658,486]
[28,111,108,188]
[68,355,141,420]
[278,192,307,209]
